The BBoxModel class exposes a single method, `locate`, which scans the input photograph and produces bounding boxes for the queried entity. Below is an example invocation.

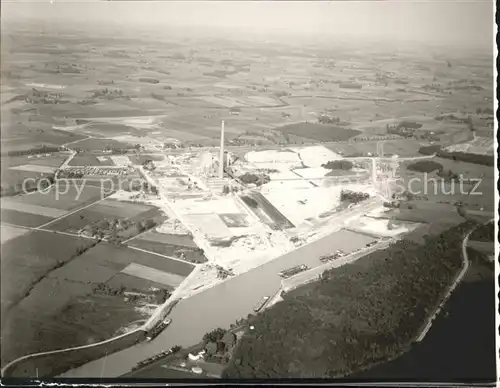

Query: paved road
[416,219,493,342]
[60,203,381,378]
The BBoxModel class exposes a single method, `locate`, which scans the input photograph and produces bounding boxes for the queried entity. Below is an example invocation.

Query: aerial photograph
[0,0,496,383]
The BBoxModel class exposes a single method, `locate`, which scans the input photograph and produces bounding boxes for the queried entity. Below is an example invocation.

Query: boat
[146,318,172,341]
[279,264,309,278]
[254,296,270,312]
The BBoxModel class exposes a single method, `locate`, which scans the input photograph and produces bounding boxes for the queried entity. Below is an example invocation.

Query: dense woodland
[418,146,494,166]
[239,172,271,186]
[322,160,353,170]
[407,160,443,173]
[469,221,494,242]
[340,189,370,204]
[223,221,475,378]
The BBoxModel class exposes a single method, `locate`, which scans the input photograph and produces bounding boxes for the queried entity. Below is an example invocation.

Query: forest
[406,160,443,173]
[223,221,475,378]
[418,145,494,166]
[469,221,494,242]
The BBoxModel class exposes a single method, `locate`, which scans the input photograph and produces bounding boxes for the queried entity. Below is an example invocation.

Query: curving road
[60,202,382,377]
[416,218,494,342]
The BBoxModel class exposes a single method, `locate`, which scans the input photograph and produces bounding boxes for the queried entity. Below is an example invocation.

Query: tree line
[418,145,494,167]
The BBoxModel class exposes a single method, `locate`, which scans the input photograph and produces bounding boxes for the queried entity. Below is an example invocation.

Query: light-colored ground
[182,214,233,240]
[262,182,375,227]
[262,186,342,227]
[1,199,68,218]
[171,196,243,215]
[346,216,423,237]
[292,167,331,180]
[245,149,301,164]
[110,155,132,167]
[0,223,30,244]
[292,145,343,167]
[443,136,494,155]
[121,263,185,288]
[8,164,57,174]
[198,96,244,108]
[155,218,191,235]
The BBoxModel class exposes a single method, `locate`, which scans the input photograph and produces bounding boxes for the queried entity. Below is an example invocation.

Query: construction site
[129,120,410,299]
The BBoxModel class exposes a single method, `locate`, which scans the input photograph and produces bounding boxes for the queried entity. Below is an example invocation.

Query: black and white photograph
[0,0,497,384]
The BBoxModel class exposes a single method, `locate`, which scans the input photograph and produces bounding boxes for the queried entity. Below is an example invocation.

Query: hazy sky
[2,1,494,48]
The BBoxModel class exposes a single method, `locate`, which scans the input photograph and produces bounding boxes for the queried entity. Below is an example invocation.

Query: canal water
[351,262,496,382]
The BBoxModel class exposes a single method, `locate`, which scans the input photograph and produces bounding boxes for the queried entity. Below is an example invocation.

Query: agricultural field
[444,136,494,156]
[1,153,67,191]
[1,199,68,218]
[274,122,361,142]
[329,139,427,158]
[0,208,54,228]
[374,203,465,225]
[78,123,137,137]
[68,153,116,166]
[0,223,29,244]
[128,154,164,165]
[66,137,135,152]
[2,181,103,211]
[1,230,96,326]
[0,125,86,154]
[81,243,195,279]
[127,230,207,264]
[1,224,193,365]
[397,157,495,211]
[1,241,183,364]
[2,153,67,169]
[46,199,163,234]
[1,14,494,378]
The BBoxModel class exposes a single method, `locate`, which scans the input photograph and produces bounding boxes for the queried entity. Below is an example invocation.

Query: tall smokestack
[219,120,225,179]
[371,158,377,184]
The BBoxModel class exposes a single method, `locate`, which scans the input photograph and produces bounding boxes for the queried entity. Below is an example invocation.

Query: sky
[1,1,495,48]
